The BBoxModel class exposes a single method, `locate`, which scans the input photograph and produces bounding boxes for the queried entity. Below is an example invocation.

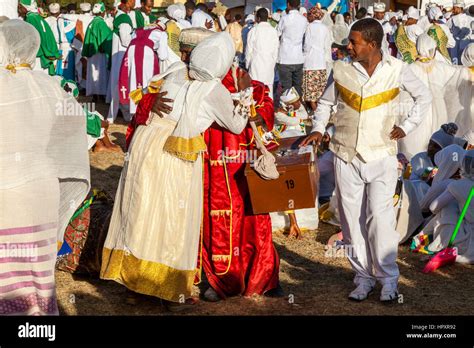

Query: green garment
[269,19,278,28]
[83,16,113,69]
[113,12,133,36]
[134,9,145,29]
[25,12,60,75]
[84,107,102,138]
[149,13,157,23]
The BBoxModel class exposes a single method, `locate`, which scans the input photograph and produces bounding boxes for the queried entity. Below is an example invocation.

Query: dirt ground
[56,100,474,316]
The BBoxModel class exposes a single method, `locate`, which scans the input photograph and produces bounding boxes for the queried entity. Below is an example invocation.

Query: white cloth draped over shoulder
[0,20,90,315]
[398,34,472,160]
[100,33,250,302]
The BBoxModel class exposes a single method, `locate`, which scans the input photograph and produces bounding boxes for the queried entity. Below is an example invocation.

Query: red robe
[198,69,280,298]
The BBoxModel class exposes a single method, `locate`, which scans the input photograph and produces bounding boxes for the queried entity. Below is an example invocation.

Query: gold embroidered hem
[163,135,207,162]
[335,82,400,112]
[100,248,195,302]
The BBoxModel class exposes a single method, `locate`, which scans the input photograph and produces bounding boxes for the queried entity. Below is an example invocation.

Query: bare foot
[288,223,303,239]
[92,139,108,153]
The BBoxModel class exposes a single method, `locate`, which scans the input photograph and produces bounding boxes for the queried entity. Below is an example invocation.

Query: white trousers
[334,154,400,287]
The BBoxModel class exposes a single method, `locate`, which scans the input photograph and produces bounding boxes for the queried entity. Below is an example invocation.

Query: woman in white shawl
[0,20,90,315]
[419,144,465,212]
[415,149,474,263]
[100,32,251,306]
[398,34,471,160]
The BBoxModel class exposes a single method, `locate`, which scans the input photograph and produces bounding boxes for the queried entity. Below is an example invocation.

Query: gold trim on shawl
[129,79,164,105]
[210,209,231,216]
[163,135,207,162]
[210,159,224,166]
[335,82,400,112]
[100,248,195,302]
[5,63,32,73]
[212,254,231,262]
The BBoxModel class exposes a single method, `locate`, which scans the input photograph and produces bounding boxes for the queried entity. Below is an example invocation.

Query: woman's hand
[151,91,173,118]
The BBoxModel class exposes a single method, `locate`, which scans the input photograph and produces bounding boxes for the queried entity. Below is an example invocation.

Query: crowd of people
[0,0,473,315]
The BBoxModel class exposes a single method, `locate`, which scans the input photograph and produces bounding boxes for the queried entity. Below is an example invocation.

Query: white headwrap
[245,14,255,22]
[367,5,374,15]
[428,6,443,21]
[299,6,307,15]
[0,19,90,240]
[49,3,60,14]
[167,4,185,21]
[461,43,474,67]
[407,6,420,19]
[461,150,474,179]
[80,2,91,12]
[373,2,386,12]
[431,128,455,148]
[416,33,437,59]
[272,12,281,22]
[280,87,300,104]
[433,144,465,184]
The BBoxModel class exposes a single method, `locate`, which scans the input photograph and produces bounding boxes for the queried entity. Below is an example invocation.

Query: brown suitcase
[245,136,319,214]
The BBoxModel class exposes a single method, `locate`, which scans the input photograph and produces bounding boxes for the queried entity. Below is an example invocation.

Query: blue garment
[62,22,76,80]
[272,0,349,13]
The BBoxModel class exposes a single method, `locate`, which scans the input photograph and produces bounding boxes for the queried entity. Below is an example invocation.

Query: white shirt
[303,19,331,71]
[191,9,215,32]
[277,9,308,65]
[405,23,424,43]
[245,21,279,85]
[311,52,432,136]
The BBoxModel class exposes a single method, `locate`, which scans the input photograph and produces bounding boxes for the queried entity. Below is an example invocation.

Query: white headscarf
[333,17,349,45]
[0,19,39,67]
[416,33,437,59]
[433,144,465,184]
[164,32,236,161]
[461,150,474,179]
[0,20,90,240]
[407,6,419,19]
[189,32,235,81]
[167,4,185,21]
[428,6,443,21]
[461,43,474,67]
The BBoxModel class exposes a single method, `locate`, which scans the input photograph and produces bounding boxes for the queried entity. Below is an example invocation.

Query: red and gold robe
[198,69,280,298]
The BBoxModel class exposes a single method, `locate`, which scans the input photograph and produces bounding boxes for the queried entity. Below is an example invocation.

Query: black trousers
[277,63,304,97]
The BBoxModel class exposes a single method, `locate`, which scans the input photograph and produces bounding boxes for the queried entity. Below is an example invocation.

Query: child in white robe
[270,88,318,237]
